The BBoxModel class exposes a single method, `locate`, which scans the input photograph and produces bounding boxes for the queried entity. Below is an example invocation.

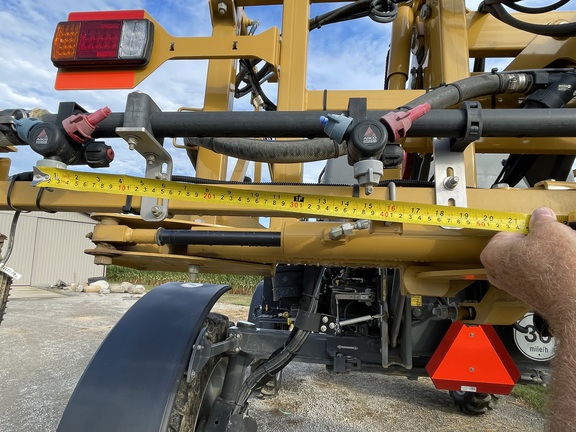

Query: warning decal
[363,127,378,144]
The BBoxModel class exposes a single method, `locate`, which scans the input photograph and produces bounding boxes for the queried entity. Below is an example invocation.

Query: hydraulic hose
[232,267,326,415]
[504,0,569,14]
[184,137,345,163]
[484,2,576,37]
[402,72,532,110]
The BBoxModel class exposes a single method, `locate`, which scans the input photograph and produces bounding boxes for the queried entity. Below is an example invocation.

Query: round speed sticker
[513,313,556,362]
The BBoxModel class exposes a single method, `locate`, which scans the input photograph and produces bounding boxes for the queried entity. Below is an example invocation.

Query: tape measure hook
[31,167,51,187]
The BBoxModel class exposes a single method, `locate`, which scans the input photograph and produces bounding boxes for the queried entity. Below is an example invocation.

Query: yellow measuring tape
[33,167,567,234]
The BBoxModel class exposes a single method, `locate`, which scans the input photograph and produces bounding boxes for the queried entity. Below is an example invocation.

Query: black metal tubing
[156,228,281,247]
[41,108,576,139]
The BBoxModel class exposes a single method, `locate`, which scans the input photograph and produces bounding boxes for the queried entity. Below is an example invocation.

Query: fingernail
[532,207,556,220]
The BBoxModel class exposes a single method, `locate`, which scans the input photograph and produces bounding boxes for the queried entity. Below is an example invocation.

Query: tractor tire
[449,391,499,415]
[0,272,13,326]
[168,313,230,432]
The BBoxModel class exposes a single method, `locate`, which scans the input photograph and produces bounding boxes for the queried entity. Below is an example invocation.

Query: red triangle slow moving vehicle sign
[426,322,520,394]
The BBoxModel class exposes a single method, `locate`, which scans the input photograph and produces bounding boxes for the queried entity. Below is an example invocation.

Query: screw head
[151,205,165,218]
[320,325,327,332]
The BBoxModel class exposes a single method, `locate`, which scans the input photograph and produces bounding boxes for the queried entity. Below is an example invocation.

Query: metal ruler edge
[32,166,567,234]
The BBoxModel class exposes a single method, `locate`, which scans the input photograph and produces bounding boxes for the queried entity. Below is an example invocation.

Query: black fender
[57,282,231,432]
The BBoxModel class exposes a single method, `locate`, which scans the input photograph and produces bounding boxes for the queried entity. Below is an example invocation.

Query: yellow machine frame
[3,0,576,327]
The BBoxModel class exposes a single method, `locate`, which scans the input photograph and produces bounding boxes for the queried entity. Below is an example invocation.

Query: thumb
[528,207,557,233]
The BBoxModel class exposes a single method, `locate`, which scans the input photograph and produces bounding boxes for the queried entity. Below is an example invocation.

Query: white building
[0,211,105,286]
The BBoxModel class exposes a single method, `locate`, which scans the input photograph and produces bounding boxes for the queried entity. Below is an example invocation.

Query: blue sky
[1,0,394,180]
[0,0,555,181]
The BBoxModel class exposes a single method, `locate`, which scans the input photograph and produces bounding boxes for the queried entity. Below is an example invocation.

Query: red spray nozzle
[62,106,112,143]
[380,103,431,142]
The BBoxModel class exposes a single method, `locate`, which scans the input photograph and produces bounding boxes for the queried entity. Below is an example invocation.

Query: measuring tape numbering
[33,166,555,234]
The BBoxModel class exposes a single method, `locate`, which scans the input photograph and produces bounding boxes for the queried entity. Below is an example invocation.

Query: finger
[528,207,557,233]
[480,232,517,266]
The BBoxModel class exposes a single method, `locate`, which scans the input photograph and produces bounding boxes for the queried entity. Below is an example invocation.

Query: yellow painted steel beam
[138,3,279,87]
[387,5,414,90]
[467,11,576,58]
[403,136,576,154]
[425,0,477,186]
[271,0,310,184]
[2,180,575,217]
[306,90,426,110]
[506,30,576,70]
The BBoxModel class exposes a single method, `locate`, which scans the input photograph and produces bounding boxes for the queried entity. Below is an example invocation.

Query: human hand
[480,207,576,336]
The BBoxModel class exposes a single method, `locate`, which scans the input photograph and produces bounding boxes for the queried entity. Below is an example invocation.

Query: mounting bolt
[146,154,156,165]
[365,185,374,195]
[320,325,327,332]
[322,316,329,323]
[188,264,200,282]
[328,322,335,330]
[443,175,459,189]
[469,367,475,372]
[127,136,138,150]
[217,1,227,14]
[151,205,165,219]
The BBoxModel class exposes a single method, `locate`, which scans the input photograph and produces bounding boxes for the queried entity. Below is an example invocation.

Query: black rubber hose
[240,59,277,111]
[504,0,569,14]
[485,3,576,37]
[184,137,345,163]
[155,228,281,247]
[402,72,532,109]
[379,179,434,187]
[232,267,326,415]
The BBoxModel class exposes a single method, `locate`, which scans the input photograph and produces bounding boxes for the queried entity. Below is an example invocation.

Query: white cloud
[2,1,557,182]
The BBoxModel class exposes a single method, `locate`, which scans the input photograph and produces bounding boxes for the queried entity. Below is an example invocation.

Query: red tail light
[52,17,153,67]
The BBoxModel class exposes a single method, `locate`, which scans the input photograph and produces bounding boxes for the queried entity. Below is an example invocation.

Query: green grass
[106,266,260,296]
[512,384,548,414]
[220,293,252,306]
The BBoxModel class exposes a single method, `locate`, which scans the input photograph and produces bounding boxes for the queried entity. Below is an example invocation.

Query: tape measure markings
[33,167,565,234]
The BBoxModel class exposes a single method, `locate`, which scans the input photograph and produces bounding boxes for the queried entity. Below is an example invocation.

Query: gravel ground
[0,287,545,432]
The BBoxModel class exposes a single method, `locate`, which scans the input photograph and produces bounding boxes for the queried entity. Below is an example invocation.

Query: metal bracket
[451,101,483,152]
[116,127,173,221]
[433,137,467,212]
[117,92,172,222]
[186,327,240,383]
[294,310,336,333]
